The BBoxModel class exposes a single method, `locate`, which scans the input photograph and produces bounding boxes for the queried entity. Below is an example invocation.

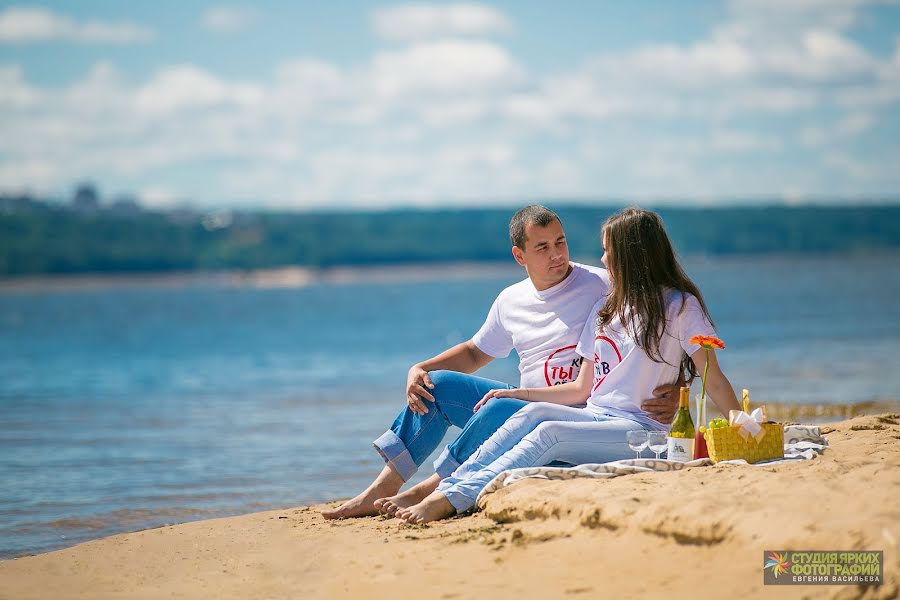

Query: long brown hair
[598,207,713,380]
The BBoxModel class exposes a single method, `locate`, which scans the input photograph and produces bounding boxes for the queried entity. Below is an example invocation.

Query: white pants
[436,402,663,513]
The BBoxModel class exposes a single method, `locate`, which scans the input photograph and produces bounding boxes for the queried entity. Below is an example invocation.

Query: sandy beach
[1,413,897,599]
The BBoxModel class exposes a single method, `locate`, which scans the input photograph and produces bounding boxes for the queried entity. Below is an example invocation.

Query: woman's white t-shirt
[575,290,716,426]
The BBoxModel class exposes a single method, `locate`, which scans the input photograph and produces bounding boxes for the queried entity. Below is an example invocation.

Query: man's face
[513,219,570,288]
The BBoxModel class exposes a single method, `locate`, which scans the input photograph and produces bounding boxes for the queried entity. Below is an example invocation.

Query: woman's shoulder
[663,288,702,314]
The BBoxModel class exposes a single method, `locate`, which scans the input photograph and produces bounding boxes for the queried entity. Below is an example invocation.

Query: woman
[397,207,741,524]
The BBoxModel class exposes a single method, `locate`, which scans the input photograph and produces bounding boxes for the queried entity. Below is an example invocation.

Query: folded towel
[476,425,827,506]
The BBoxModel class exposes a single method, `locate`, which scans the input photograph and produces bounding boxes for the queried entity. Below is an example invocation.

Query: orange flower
[690,335,725,350]
[690,334,726,406]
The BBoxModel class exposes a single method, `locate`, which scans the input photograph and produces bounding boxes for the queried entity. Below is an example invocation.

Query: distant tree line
[1,201,899,276]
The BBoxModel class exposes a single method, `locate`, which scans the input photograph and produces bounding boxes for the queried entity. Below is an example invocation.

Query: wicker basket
[704,422,784,464]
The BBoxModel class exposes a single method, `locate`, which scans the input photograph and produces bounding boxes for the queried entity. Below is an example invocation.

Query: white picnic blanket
[476,425,827,506]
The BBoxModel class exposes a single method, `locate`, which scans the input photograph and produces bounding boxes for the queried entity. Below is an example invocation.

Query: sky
[1,0,899,209]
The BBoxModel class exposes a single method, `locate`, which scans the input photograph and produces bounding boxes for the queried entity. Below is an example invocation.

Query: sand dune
[1,414,897,599]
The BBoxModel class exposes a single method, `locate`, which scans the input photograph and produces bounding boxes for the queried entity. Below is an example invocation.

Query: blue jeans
[372,370,527,481]
[437,402,665,513]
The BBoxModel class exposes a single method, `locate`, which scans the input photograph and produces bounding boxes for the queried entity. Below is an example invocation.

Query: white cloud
[275,59,344,92]
[835,41,900,107]
[2,0,899,206]
[623,39,756,86]
[587,23,875,92]
[63,61,136,117]
[373,3,512,42]
[0,158,57,189]
[138,186,182,208]
[540,158,584,196]
[200,6,256,33]
[135,65,264,115]
[0,64,41,108]
[709,130,783,152]
[836,112,874,135]
[287,142,524,207]
[522,0,898,127]
[370,40,524,97]
[726,0,890,30]
[800,112,874,146]
[824,151,872,178]
[269,59,349,119]
[630,155,695,182]
[746,29,876,82]
[0,6,153,44]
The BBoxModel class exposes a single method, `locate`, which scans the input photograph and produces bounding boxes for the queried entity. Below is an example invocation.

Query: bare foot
[322,467,403,520]
[376,474,440,516]
[396,491,456,524]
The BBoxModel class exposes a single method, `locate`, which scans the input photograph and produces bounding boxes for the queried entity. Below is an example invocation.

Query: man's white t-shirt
[575,290,716,426]
[472,262,610,389]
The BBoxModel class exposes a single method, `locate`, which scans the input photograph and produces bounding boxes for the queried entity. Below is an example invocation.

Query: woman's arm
[473,357,594,412]
[690,347,740,416]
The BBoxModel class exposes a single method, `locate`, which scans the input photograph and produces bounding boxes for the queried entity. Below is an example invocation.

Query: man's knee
[427,371,481,421]
[427,370,466,400]
[427,370,454,388]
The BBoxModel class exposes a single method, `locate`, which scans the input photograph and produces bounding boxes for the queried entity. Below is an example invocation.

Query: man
[322,205,679,520]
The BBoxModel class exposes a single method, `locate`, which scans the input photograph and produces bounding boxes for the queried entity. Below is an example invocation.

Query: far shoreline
[2,252,899,294]
[0,261,519,294]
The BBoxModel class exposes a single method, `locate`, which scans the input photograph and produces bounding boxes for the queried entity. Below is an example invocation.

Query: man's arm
[406,340,495,415]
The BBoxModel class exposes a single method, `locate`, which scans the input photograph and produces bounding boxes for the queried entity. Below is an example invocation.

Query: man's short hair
[509,205,562,249]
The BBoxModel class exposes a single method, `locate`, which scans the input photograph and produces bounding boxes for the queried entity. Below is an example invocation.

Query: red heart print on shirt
[592,335,622,391]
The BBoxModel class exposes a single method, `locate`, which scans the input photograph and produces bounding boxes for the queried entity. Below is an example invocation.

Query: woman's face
[600,230,611,274]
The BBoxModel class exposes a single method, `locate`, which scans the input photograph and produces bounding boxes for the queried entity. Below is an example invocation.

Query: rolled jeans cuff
[433,446,461,480]
[441,487,477,515]
[373,430,417,482]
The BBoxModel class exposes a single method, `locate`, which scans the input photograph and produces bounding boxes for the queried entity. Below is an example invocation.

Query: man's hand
[405,365,435,415]
[641,381,681,425]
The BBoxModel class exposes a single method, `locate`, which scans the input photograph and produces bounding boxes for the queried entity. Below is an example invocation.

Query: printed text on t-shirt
[544,345,584,386]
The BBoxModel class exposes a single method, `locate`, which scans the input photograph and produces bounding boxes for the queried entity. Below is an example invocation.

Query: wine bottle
[731,388,751,423]
[667,386,695,462]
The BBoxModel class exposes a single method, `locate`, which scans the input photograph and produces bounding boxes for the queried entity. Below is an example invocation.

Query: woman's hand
[473,387,529,413]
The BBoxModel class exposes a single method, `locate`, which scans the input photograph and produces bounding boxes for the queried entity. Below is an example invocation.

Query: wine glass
[626,430,649,459]
[648,431,667,460]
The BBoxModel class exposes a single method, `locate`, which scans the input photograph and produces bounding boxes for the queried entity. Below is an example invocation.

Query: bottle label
[667,436,694,462]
